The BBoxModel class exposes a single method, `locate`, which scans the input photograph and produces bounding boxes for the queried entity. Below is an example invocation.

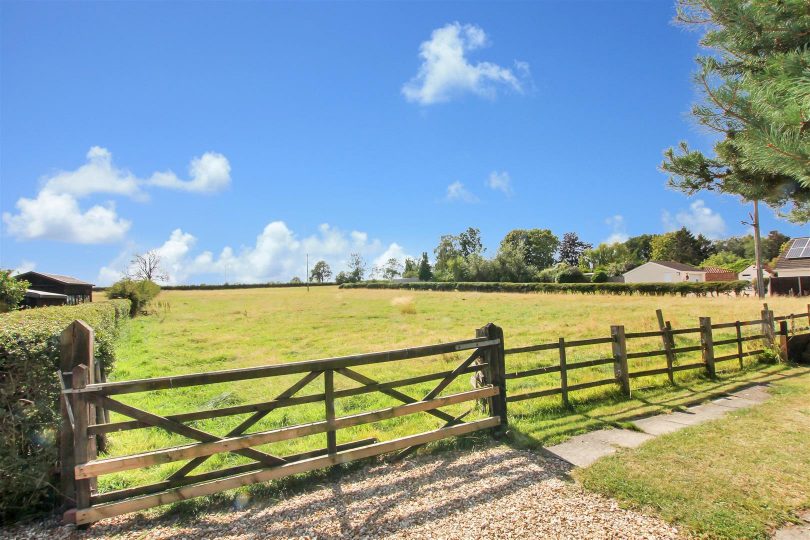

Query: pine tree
[417,252,432,281]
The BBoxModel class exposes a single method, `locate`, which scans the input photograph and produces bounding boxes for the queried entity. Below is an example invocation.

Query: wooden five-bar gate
[58,306,810,526]
[58,323,507,525]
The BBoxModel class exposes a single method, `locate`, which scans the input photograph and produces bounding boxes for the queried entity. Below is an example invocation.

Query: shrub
[555,266,588,283]
[0,300,130,522]
[107,278,161,316]
[592,271,609,283]
[1,270,29,313]
[536,268,556,283]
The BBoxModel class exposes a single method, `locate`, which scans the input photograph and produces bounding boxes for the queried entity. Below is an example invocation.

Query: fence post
[611,325,630,397]
[761,308,775,348]
[656,309,675,384]
[558,337,570,408]
[324,369,337,454]
[478,323,507,435]
[735,321,744,369]
[59,320,96,514]
[778,320,789,362]
[700,317,716,378]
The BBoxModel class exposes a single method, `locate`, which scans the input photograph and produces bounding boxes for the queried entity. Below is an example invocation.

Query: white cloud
[98,222,397,285]
[149,152,231,193]
[2,190,131,243]
[373,243,412,269]
[41,146,146,199]
[486,171,513,196]
[402,22,528,105]
[604,215,629,244]
[3,147,232,244]
[663,199,726,239]
[446,181,479,203]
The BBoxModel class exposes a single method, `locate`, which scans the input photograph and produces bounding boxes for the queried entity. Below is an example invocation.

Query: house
[738,264,774,282]
[622,261,706,283]
[702,266,738,282]
[771,237,810,296]
[21,289,68,308]
[15,272,94,305]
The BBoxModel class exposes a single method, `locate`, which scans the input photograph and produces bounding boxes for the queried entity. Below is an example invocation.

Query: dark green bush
[0,300,130,522]
[107,278,161,316]
[592,271,609,283]
[555,266,588,283]
[340,280,750,296]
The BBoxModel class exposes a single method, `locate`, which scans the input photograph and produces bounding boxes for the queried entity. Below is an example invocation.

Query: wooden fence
[57,306,810,525]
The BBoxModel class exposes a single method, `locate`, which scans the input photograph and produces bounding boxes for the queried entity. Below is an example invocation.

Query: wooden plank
[740,334,766,342]
[668,327,702,335]
[559,338,569,408]
[565,336,615,347]
[168,371,322,480]
[89,366,484,435]
[91,438,377,505]
[741,349,766,358]
[478,324,507,433]
[714,353,741,362]
[671,362,706,372]
[611,325,630,397]
[736,321,744,369]
[74,417,501,525]
[337,367,456,423]
[628,367,672,379]
[565,357,614,370]
[79,337,500,396]
[75,386,498,480]
[504,364,562,380]
[420,349,482,401]
[506,387,563,402]
[624,330,665,339]
[626,349,668,360]
[325,369,337,454]
[670,345,702,354]
[71,365,92,512]
[712,337,740,346]
[779,321,789,361]
[504,342,559,354]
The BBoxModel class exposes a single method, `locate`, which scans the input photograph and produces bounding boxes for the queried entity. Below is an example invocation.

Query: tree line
[306,226,791,285]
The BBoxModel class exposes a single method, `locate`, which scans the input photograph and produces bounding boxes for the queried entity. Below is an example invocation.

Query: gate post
[778,320,789,362]
[59,320,96,519]
[477,323,507,435]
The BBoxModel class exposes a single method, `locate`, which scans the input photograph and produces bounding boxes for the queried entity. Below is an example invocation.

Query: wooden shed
[22,288,68,308]
[15,272,94,305]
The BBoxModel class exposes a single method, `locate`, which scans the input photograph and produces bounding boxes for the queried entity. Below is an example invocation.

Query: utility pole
[306,253,310,292]
[743,200,766,299]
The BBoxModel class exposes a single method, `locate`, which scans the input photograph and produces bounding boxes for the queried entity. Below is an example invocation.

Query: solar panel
[786,238,810,259]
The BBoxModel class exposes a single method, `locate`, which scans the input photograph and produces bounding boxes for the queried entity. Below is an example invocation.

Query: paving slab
[632,416,690,436]
[729,384,771,402]
[589,428,654,448]
[545,436,616,467]
[711,395,761,409]
[683,402,732,421]
[774,511,810,539]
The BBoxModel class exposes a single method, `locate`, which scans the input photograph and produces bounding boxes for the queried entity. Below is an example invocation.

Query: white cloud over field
[663,199,726,239]
[96,222,407,285]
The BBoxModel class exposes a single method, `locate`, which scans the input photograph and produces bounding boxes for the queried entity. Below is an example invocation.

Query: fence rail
[57,304,810,526]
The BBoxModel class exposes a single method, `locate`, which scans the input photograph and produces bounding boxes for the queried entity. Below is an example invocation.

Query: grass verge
[575,366,810,539]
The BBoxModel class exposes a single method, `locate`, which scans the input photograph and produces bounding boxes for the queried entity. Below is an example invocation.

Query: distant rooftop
[16,271,94,286]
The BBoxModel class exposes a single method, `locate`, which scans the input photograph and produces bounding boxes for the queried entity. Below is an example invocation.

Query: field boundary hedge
[0,300,130,522]
[94,282,336,292]
[340,280,751,296]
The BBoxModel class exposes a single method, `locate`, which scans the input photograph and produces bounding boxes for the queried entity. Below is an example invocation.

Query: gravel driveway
[3,443,681,539]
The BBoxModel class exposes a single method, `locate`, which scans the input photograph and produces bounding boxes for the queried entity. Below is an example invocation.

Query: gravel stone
[1,443,682,539]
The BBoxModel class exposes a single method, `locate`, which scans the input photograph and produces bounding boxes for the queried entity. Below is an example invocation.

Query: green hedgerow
[0,300,130,522]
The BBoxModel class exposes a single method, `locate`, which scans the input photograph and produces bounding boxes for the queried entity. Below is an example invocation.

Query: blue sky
[1,1,807,284]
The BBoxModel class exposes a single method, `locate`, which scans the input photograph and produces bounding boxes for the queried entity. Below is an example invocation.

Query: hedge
[339,280,752,296]
[0,300,130,522]
[94,281,337,292]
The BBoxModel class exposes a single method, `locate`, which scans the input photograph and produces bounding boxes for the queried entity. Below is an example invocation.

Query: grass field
[577,366,810,539]
[98,286,810,496]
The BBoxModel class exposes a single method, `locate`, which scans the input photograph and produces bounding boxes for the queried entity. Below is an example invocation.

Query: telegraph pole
[743,200,766,299]
[306,253,310,292]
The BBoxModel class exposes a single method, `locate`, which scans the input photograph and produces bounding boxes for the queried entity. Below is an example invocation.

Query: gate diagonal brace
[168,370,323,480]
[96,395,287,473]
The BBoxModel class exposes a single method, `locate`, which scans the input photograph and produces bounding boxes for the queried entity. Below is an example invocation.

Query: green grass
[576,367,810,539]
[97,286,809,505]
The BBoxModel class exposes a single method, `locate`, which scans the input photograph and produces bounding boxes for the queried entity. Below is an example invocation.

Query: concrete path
[774,511,810,539]
[545,383,772,468]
